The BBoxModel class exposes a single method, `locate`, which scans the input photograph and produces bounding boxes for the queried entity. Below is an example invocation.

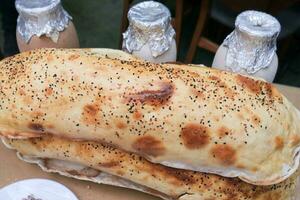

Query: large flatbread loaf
[2,136,299,200]
[0,48,299,185]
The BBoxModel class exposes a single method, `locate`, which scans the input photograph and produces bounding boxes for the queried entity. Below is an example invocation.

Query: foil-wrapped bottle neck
[127,1,170,31]
[223,10,281,74]
[122,1,175,58]
[16,0,72,43]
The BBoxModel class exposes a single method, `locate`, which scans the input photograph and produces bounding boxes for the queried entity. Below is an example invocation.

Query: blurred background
[0,0,300,87]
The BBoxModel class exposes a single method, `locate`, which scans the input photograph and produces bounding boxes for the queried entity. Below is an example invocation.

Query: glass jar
[212,10,281,82]
[15,0,79,52]
[122,1,177,63]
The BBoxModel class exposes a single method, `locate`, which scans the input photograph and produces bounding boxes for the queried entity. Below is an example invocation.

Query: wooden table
[0,84,299,200]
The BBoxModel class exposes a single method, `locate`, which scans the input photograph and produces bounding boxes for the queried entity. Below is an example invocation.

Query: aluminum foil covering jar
[122,1,177,63]
[15,0,79,52]
[212,10,281,82]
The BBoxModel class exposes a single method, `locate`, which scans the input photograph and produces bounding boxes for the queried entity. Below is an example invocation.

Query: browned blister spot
[209,75,235,99]
[116,121,126,129]
[209,75,222,82]
[133,111,142,120]
[47,55,53,62]
[68,54,80,61]
[251,167,258,172]
[98,161,119,168]
[82,103,100,125]
[192,88,204,99]
[116,170,125,176]
[211,144,236,165]
[290,135,300,146]
[264,83,283,102]
[132,135,165,157]
[45,87,53,96]
[46,124,55,129]
[218,126,230,138]
[28,136,52,150]
[74,142,94,158]
[236,74,261,94]
[31,111,44,119]
[236,164,245,169]
[251,115,261,125]
[127,82,174,107]
[264,83,274,99]
[28,123,44,131]
[181,123,210,149]
[275,136,284,150]
[147,162,197,186]
[18,88,26,96]
[209,75,228,90]
[167,169,197,186]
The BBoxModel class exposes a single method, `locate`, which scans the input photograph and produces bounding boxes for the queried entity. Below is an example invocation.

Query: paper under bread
[0,48,299,185]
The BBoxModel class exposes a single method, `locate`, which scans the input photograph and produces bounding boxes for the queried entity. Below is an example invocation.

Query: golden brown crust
[180,123,210,149]
[4,136,298,200]
[0,48,299,185]
[132,135,166,157]
[211,144,237,166]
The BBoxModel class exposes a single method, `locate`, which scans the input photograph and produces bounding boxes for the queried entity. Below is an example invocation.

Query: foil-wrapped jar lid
[15,0,72,43]
[122,1,175,57]
[223,10,281,74]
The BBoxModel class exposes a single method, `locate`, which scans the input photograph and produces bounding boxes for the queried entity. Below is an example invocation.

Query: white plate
[0,179,78,200]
